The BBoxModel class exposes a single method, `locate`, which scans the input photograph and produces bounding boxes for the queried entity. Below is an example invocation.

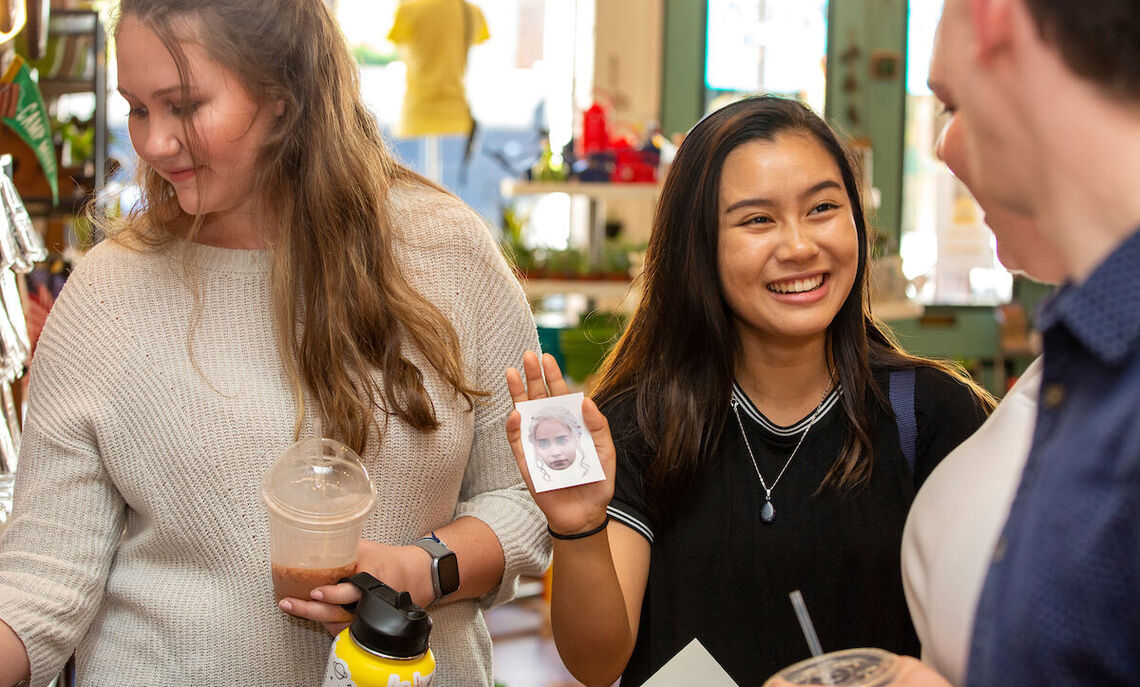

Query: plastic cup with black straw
[761,590,901,687]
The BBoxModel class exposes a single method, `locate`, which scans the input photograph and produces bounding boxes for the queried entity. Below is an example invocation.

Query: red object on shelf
[611,146,657,183]
[581,103,609,155]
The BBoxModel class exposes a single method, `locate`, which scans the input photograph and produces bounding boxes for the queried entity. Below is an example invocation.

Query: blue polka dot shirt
[967,228,1140,686]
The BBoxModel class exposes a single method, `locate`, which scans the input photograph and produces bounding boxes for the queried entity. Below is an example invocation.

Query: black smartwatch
[414,531,460,601]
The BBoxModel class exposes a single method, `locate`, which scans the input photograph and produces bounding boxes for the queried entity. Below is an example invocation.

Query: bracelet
[548,514,610,540]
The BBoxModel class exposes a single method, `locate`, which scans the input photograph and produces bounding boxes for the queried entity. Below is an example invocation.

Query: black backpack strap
[889,367,918,477]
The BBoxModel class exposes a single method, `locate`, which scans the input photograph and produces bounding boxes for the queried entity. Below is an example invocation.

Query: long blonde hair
[101,0,484,456]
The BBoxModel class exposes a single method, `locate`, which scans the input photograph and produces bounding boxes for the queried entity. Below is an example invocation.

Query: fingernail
[278,599,292,612]
[311,589,324,601]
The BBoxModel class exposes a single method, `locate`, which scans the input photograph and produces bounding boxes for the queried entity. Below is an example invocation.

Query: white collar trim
[730,382,842,436]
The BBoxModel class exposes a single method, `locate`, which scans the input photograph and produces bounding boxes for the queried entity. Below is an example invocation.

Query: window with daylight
[899,0,1011,305]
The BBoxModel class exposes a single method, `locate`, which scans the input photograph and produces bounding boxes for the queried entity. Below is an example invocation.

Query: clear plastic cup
[762,648,900,687]
[261,437,376,602]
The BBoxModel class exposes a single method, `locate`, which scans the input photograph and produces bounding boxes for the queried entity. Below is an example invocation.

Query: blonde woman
[0,1,548,686]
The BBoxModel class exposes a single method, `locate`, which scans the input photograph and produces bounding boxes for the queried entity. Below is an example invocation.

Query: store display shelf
[871,299,925,322]
[39,80,97,98]
[521,277,639,313]
[522,275,638,300]
[521,282,920,321]
[500,179,660,201]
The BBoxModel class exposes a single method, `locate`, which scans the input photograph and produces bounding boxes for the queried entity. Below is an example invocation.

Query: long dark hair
[104,0,484,457]
[591,96,993,510]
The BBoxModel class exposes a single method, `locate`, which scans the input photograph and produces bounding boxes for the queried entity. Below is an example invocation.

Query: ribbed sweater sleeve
[454,208,551,607]
[390,186,551,607]
[0,263,127,687]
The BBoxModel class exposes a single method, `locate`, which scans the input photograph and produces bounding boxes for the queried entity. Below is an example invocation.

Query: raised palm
[505,351,616,535]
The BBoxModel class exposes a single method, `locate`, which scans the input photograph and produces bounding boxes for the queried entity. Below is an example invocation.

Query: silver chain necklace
[730,384,832,525]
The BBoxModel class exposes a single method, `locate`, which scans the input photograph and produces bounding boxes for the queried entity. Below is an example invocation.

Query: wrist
[412,532,460,603]
[548,513,610,540]
[406,545,438,606]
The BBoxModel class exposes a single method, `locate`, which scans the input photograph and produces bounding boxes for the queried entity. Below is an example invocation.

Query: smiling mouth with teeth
[767,274,826,294]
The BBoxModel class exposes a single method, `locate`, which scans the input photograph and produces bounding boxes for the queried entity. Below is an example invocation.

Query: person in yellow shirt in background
[388,0,489,139]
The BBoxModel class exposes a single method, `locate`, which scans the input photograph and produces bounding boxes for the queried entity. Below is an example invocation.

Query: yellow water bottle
[322,572,436,687]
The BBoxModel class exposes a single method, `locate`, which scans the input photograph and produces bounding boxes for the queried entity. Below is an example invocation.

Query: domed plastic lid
[774,648,899,687]
[261,438,376,526]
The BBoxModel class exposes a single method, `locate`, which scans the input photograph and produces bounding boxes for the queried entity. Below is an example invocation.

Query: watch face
[438,552,460,596]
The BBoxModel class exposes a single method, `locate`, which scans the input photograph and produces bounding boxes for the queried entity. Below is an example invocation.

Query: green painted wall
[825,0,909,250]
[660,0,706,139]
[660,1,908,249]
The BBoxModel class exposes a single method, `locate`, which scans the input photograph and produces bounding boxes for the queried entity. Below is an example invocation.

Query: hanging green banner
[0,55,58,204]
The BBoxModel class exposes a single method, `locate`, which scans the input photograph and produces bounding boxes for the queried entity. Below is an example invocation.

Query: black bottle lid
[340,572,432,659]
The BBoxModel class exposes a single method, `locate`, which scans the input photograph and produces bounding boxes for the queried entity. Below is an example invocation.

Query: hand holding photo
[515,393,605,493]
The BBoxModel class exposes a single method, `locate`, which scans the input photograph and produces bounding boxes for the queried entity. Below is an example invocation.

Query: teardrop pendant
[760,499,776,524]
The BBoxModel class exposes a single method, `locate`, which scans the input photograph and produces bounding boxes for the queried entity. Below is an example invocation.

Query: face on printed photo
[516,393,605,493]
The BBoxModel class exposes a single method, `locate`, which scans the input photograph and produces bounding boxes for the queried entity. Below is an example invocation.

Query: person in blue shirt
[872,0,1140,685]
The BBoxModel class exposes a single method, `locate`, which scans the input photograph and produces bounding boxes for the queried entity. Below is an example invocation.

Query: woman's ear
[274,98,286,117]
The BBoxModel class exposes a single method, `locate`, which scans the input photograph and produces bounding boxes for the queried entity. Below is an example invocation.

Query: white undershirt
[901,357,1043,685]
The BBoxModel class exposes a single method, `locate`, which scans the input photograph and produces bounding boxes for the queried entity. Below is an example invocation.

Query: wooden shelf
[39,80,97,98]
[520,277,639,314]
[501,179,660,273]
[500,179,661,200]
[521,280,921,321]
[18,9,109,206]
[871,299,925,322]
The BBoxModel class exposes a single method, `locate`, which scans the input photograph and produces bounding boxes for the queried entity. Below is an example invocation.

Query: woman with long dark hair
[506,96,993,686]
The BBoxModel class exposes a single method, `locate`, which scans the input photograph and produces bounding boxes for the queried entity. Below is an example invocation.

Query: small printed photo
[515,393,605,493]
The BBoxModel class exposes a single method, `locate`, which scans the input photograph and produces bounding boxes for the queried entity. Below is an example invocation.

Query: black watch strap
[414,532,460,600]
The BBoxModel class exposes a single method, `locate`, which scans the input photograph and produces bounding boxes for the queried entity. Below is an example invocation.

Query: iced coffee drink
[261,437,376,602]
[271,561,358,602]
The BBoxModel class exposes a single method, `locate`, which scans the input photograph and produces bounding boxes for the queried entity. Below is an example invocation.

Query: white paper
[514,393,605,493]
[643,638,741,687]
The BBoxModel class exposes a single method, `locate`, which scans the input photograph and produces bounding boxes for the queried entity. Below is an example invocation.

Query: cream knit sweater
[0,184,550,686]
